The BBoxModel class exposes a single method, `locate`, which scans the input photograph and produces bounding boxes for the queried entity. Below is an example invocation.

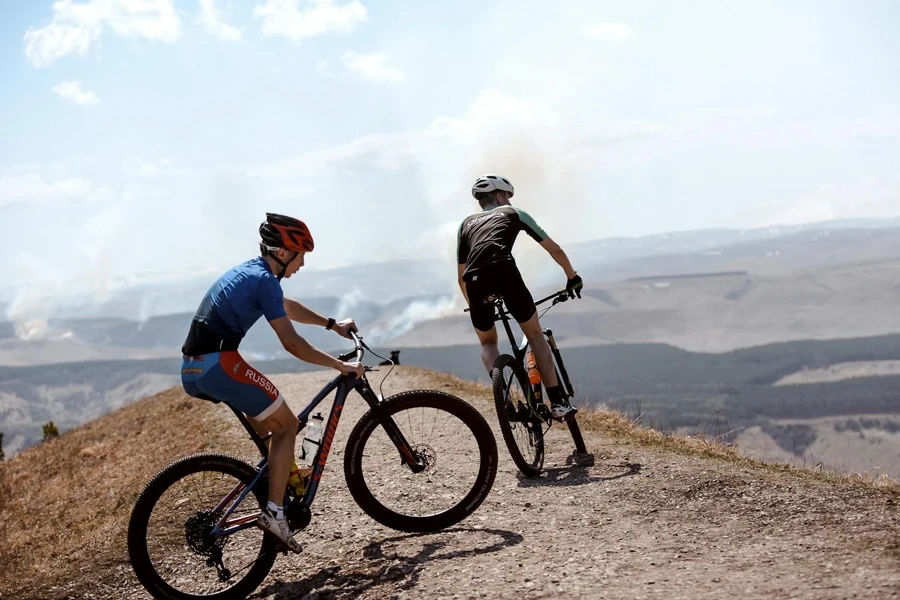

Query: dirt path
[116,368,899,600]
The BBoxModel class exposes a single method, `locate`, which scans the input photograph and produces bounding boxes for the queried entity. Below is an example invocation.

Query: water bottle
[526,351,542,385]
[300,413,324,465]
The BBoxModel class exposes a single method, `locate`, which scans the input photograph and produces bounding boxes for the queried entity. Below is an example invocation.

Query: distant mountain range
[3,217,900,365]
[3,334,900,475]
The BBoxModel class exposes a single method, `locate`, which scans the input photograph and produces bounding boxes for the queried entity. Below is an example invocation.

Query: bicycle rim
[345,390,497,531]
[492,355,544,476]
[128,454,277,600]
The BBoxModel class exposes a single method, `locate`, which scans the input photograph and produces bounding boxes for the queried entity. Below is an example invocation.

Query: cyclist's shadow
[255,527,523,599]
[516,454,642,488]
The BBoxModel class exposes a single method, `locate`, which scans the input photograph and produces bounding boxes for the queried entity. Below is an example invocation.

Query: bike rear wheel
[344,390,498,533]
[492,354,545,477]
[128,453,278,600]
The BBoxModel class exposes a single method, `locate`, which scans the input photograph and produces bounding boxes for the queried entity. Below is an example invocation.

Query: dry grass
[0,367,896,599]
[0,388,231,600]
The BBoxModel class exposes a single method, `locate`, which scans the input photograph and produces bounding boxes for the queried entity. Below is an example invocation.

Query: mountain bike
[127,332,498,600]
[475,290,586,476]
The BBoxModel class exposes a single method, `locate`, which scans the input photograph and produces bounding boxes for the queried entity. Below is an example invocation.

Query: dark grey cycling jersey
[456,205,548,280]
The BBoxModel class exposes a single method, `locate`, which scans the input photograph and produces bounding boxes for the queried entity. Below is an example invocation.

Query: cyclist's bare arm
[284,297,357,339]
[539,237,577,279]
[283,297,329,326]
[457,263,470,305]
[268,316,362,376]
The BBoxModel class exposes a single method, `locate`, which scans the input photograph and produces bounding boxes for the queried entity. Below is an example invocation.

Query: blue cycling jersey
[192,256,287,343]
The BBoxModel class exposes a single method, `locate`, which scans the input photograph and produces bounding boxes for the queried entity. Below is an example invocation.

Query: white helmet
[471,174,514,199]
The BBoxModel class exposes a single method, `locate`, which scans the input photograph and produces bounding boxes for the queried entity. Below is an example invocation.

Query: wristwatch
[325,317,336,331]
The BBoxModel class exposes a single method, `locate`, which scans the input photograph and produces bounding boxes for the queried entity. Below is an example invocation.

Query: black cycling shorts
[464,263,536,332]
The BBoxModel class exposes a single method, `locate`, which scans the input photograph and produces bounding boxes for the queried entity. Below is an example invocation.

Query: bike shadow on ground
[254,527,524,600]
[516,454,642,489]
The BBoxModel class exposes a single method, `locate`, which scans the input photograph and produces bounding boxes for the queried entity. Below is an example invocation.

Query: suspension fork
[357,379,427,473]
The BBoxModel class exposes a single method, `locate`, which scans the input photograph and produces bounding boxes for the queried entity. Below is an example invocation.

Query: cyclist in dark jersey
[181,213,364,553]
[457,175,583,419]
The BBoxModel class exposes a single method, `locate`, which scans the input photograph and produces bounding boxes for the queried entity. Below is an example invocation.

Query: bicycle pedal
[534,404,552,421]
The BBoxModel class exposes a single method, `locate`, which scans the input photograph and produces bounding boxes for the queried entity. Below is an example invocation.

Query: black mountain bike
[127,332,498,600]
[476,290,586,476]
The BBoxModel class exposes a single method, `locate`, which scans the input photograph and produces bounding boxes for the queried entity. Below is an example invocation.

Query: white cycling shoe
[257,507,302,553]
[550,403,577,421]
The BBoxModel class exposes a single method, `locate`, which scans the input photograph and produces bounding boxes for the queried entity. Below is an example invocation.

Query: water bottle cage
[300,437,322,462]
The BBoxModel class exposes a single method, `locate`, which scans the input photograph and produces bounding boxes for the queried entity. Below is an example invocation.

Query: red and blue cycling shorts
[181,351,285,421]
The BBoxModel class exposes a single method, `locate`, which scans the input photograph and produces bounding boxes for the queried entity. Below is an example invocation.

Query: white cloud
[23,0,181,67]
[254,0,367,42]
[762,179,900,227]
[0,167,112,207]
[132,158,209,178]
[582,22,635,43]
[340,51,403,82]
[23,22,99,68]
[241,87,581,253]
[316,58,337,77]
[246,88,563,177]
[197,0,243,42]
[52,80,100,106]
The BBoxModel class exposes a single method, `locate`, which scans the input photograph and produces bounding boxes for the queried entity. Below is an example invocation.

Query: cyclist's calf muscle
[259,402,299,504]
[519,312,560,389]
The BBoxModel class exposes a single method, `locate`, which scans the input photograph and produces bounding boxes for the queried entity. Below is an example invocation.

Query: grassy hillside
[0,369,896,600]
[0,388,233,599]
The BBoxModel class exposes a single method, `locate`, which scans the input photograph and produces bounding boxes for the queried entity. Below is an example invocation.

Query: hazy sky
[2,0,899,295]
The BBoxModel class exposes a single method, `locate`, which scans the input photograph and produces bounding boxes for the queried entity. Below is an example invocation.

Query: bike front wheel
[127,453,278,600]
[492,354,545,477]
[344,390,498,533]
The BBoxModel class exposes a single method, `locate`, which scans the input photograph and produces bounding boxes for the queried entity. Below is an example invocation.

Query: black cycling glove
[566,274,583,299]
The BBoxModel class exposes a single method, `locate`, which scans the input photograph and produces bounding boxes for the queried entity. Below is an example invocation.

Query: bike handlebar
[462,289,571,316]
[337,331,365,362]
[535,289,570,307]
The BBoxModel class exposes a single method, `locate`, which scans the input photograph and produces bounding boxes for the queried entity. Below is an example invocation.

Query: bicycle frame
[209,334,424,539]
[490,290,576,400]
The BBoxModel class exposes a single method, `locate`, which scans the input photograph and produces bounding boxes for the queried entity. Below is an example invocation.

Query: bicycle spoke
[360,405,482,518]
[143,470,268,596]
[501,364,542,466]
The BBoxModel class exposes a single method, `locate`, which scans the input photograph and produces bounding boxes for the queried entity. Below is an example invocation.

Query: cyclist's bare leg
[518,312,560,388]
[255,402,300,506]
[248,420,282,462]
[249,417,270,438]
[474,325,501,373]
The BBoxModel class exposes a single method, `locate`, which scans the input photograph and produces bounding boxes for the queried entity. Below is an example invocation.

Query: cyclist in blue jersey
[457,175,583,420]
[181,213,364,552]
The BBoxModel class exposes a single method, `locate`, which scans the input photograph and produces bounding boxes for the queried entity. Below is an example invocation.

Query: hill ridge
[1,367,897,599]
